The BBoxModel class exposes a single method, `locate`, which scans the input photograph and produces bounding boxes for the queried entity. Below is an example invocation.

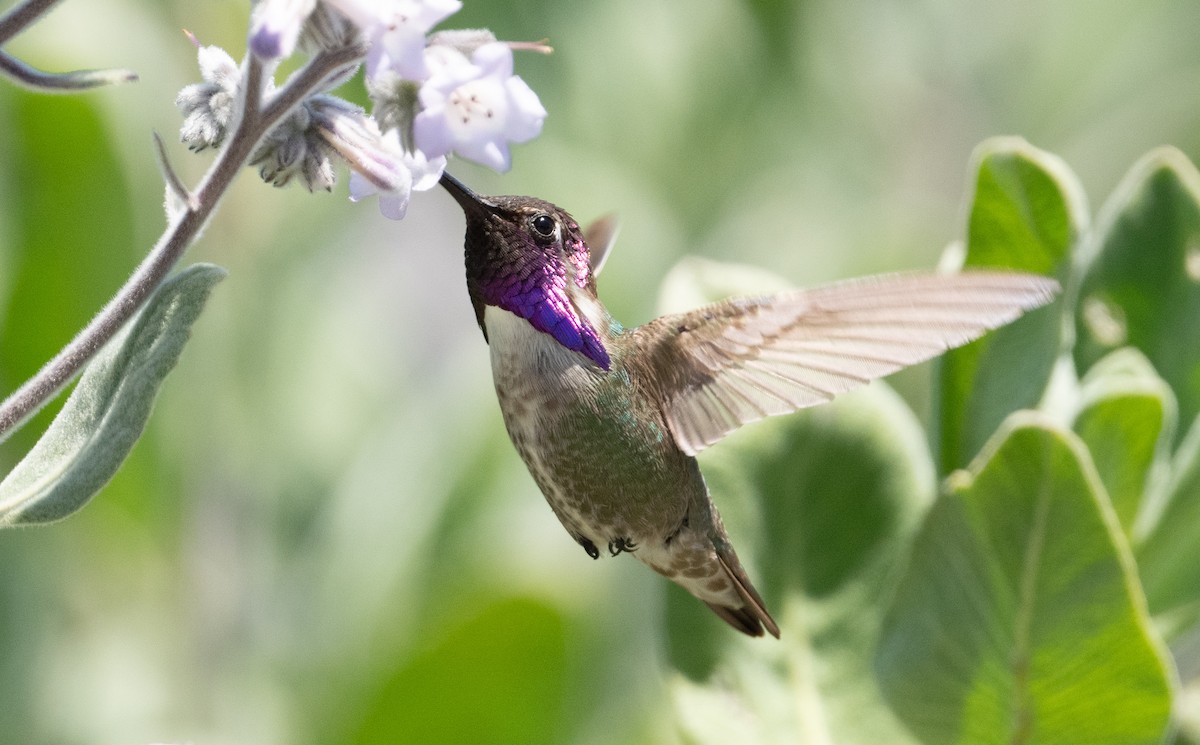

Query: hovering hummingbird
[439,172,1058,638]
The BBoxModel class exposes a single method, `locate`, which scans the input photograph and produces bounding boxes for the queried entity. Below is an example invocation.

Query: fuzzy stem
[0,42,366,440]
[0,49,138,92]
[0,0,60,45]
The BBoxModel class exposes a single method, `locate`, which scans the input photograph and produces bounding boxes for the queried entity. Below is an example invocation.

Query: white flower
[249,0,318,59]
[412,42,546,172]
[346,129,446,219]
[324,0,462,79]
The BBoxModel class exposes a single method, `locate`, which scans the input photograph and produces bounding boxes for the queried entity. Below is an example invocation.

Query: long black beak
[440,171,494,219]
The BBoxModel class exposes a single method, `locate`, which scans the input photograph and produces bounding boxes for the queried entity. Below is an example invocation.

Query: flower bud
[175,45,241,151]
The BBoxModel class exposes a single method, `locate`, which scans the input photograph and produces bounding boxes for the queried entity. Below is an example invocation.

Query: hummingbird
[438,172,1058,638]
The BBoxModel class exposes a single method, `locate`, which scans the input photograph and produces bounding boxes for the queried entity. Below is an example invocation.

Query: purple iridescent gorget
[463,191,612,370]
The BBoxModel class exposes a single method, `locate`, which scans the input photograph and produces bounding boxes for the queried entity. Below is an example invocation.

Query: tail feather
[712,550,780,638]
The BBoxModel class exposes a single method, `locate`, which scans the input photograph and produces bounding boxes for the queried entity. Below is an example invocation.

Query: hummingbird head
[440,172,611,370]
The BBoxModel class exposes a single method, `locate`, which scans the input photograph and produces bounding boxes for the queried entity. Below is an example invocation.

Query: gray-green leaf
[1137,412,1200,630]
[935,137,1080,473]
[0,264,225,526]
[877,414,1174,745]
[1072,348,1175,535]
[1073,147,1200,443]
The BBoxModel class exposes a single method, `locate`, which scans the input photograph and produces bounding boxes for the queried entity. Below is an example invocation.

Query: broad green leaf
[935,137,1081,473]
[0,264,225,526]
[1072,348,1175,534]
[344,597,568,745]
[667,384,932,744]
[1137,413,1200,629]
[877,414,1174,745]
[1073,147,1200,442]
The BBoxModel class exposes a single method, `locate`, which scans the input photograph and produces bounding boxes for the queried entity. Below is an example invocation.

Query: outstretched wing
[631,272,1059,456]
[584,213,620,277]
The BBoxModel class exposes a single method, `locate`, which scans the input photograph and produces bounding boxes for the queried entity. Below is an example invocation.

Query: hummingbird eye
[530,213,557,239]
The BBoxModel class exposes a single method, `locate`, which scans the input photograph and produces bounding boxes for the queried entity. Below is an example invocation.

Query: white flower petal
[413,105,455,159]
[348,171,377,202]
[470,42,514,79]
[249,0,317,59]
[409,153,447,191]
[334,0,464,80]
[372,24,429,79]
[457,139,509,172]
[423,45,477,84]
[503,76,546,143]
[350,165,415,220]
[378,190,412,220]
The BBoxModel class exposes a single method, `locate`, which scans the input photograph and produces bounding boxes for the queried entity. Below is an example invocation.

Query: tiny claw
[608,537,637,556]
[577,535,600,560]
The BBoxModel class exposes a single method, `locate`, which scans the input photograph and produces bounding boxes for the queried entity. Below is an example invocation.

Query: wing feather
[633,271,1059,455]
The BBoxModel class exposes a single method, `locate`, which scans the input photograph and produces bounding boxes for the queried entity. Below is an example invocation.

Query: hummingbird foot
[575,535,600,560]
[608,536,638,556]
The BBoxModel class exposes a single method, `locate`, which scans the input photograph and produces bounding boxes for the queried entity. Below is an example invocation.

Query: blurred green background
[2,0,1199,743]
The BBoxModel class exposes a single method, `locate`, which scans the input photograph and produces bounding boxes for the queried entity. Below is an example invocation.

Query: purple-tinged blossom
[249,0,318,59]
[324,0,461,80]
[413,42,546,172]
[331,123,445,219]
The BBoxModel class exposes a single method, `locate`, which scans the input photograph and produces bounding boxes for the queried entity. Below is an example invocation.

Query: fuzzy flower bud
[175,43,241,151]
[250,96,348,191]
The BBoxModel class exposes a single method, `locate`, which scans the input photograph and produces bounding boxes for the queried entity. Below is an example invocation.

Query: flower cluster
[176,0,548,219]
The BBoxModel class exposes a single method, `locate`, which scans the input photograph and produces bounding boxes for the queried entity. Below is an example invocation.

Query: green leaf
[345,597,569,745]
[1073,147,1200,442]
[935,137,1081,473]
[667,384,932,744]
[1071,348,1175,534]
[1137,412,1200,629]
[0,264,225,526]
[877,414,1174,745]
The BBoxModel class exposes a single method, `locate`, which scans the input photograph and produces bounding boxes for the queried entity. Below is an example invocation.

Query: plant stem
[0,0,61,46]
[0,49,138,91]
[0,42,365,440]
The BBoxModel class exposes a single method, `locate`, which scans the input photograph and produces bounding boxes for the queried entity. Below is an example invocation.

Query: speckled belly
[494,362,693,550]
[485,310,695,553]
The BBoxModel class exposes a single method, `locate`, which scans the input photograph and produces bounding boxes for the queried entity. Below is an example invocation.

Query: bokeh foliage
[4,1,1200,743]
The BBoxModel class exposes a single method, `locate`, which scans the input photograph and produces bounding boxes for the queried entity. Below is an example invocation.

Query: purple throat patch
[488,273,610,369]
